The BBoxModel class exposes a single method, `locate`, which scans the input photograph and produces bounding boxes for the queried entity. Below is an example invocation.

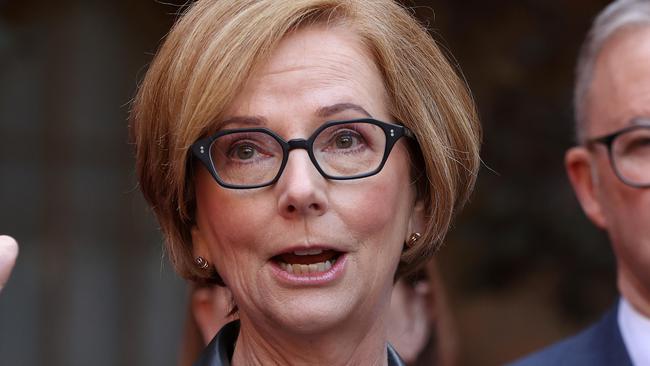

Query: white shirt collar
[618,297,650,366]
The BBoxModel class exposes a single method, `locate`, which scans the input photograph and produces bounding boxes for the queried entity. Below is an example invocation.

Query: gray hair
[574,0,650,143]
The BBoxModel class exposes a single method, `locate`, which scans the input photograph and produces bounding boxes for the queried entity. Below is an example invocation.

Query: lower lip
[270,254,348,286]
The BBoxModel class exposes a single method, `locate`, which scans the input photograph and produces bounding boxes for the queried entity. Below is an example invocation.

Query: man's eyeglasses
[586,121,650,188]
[192,118,416,189]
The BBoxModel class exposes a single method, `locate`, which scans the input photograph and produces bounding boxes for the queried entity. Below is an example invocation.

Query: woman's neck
[231,315,390,366]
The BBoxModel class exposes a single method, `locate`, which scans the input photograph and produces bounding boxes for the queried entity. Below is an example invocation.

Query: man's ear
[192,287,220,344]
[191,286,235,344]
[387,279,431,363]
[565,146,608,229]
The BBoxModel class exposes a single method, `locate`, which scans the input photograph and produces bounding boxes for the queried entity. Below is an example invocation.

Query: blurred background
[0,0,616,365]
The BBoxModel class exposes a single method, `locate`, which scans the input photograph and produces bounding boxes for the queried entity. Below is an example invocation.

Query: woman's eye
[335,134,355,149]
[331,131,364,150]
[236,144,255,159]
[229,143,259,160]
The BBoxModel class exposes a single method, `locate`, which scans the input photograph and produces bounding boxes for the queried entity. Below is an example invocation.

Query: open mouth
[273,249,343,275]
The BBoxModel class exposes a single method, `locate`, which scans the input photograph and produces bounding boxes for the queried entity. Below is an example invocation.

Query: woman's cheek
[200,185,269,236]
[332,178,407,239]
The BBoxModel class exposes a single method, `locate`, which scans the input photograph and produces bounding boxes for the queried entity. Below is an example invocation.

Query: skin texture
[192,25,424,366]
[565,26,650,317]
[0,235,18,293]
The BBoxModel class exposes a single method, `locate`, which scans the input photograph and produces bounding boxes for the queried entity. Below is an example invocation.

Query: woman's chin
[248,283,363,336]
[263,297,357,336]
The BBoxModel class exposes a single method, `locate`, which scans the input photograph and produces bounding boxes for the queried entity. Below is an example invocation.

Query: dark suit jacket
[193,320,406,366]
[508,304,633,366]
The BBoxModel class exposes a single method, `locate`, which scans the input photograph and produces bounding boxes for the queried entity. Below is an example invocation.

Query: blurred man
[512,1,650,365]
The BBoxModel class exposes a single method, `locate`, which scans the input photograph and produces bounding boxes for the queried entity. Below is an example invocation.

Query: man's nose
[275,149,329,218]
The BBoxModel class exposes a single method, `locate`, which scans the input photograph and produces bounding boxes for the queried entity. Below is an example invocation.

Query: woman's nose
[275,149,329,218]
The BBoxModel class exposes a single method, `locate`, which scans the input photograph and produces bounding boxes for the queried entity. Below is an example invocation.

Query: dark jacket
[508,304,632,366]
[193,320,406,366]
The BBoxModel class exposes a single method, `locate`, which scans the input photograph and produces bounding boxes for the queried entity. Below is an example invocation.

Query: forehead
[221,24,390,131]
[586,26,650,136]
[263,24,374,79]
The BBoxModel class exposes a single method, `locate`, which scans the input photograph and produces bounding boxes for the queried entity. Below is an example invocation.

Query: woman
[131,0,480,364]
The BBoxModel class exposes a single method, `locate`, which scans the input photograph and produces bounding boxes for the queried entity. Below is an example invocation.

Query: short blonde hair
[131,0,481,284]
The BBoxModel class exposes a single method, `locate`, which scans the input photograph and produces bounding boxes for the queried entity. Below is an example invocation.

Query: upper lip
[270,243,347,258]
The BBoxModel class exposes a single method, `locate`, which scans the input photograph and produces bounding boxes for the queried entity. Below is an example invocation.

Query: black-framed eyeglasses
[586,121,650,188]
[192,118,416,189]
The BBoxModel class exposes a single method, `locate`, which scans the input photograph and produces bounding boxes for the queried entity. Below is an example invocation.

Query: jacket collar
[193,320,406,366]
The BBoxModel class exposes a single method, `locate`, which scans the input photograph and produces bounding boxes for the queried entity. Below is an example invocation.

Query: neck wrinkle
[231,314,390,366]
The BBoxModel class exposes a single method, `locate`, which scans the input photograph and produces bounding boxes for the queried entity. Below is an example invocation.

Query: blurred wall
[425,0,616,364]
[0,1,188,365]
[0,1,616,365]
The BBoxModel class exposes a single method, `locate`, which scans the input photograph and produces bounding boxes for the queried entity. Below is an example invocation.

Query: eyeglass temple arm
[403,127,416,140]
[585,132,616,148]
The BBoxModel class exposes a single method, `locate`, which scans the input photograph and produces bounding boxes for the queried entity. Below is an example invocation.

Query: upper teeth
[293,249,323,256]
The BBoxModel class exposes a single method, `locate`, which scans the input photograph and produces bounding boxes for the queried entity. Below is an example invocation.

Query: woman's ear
[191,226,210,260]
[565,146,608,229]
[408,198,426,236]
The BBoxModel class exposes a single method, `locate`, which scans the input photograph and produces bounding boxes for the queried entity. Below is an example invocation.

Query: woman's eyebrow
[218,103,370,129]
[316,103,372,118]
[630,116,650,126]
[220,115,268,129]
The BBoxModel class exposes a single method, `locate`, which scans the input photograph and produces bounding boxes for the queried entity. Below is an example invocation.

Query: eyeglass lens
[209,121,388,187]
[611,126,650,186]
[211,131,283,186]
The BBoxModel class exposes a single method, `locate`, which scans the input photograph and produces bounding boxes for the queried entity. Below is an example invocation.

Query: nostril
[283,203,321,215]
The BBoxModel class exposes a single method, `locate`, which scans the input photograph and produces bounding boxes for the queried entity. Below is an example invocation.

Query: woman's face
[193,25,423,335]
